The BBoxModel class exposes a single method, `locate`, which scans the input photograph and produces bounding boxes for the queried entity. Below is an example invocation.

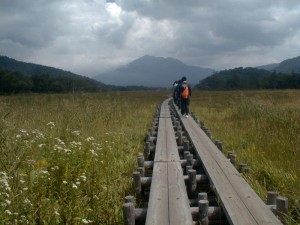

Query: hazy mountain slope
[94,55,215,87]
[275,56,300,73]
[256,63,279,71]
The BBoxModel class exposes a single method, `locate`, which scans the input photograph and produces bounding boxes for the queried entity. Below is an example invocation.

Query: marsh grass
[1,90,299,224]
[191,90,300,224]
[0,91,168,224]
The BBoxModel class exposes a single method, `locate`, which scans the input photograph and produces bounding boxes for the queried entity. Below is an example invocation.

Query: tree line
[0,68,159,94]
[0,68,109,94]
[195,67,300,90]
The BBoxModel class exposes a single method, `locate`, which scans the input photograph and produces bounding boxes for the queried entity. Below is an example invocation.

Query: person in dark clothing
[172,80,178,104]
[179,76,191,117]
[175,80,182,109]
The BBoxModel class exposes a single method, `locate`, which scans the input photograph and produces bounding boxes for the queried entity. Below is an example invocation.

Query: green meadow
[192,90,300,224]
[0,90,299,224]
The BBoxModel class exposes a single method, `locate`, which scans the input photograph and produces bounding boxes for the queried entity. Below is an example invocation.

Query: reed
[0,91,167,224]
[191,90,300,224]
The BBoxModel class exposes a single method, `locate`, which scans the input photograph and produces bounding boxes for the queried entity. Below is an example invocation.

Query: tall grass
[1,90,299,224]
[191,90,300,224]
[0,91,168,224]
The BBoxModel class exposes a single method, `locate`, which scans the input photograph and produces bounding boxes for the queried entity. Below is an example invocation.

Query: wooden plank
[180,115,282,225]
[168,162,193,225]
[146,99,192,225]
[154,100,180,162]
[145,162,169,225]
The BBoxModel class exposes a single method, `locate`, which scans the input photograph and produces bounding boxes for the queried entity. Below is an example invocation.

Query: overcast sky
[1,0,300,77]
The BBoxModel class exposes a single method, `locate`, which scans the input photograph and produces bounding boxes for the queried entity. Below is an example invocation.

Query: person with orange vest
[178,76,191,117]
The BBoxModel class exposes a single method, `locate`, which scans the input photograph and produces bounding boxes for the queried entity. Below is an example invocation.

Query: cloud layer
[1,0,300,77]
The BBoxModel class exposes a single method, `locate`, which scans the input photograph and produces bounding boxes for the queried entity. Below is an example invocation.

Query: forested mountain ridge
[257,55,300,73]
[0,56,112,93]
[196,67,300,90]
[0,55,85,78]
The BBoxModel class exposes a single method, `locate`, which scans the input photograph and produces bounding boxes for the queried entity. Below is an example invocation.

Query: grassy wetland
[191,90,300,224]
[0,90,299,224]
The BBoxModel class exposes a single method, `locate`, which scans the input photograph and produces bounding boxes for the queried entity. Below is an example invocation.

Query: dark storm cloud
[0,0,299,75]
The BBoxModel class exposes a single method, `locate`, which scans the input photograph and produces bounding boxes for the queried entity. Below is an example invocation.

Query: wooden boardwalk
[145,99,193,225]
[124,98,283,225]
[177,101,282,225]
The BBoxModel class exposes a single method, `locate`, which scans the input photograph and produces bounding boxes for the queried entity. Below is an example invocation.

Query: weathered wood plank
[180,115,282,225]
[146,99,192,225]
[145,162,169,225]
[154,100,180,162]
[168,162,193,225]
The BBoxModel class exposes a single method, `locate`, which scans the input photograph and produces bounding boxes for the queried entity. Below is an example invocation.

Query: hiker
[172,80,178,104]
[179,76,191,117]
[175,79,182,109]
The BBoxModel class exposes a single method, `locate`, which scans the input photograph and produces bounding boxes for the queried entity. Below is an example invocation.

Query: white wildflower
[82,218,93,224]
[24,198,32,206]
[86,137,95,142]
[72,130,81,136]
[55,138,65,145]
[64,148,71,153]
[54,145,63,151]
[90,149,98,157]
[16,134,22,139]
[5,200,11,205]
[5,210,12,215]
[75,181,80,186]
[72,183,78,189]
[38,144,46,148]
[40,170,49,175]
[80,175,87,182]
[62,181,68,184]
[0,172,11,192]
[54,210,60,216]
[51,166,59,171]
[46,122,55,128]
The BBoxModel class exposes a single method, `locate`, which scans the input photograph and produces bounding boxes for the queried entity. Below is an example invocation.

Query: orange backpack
[181,85,189,99]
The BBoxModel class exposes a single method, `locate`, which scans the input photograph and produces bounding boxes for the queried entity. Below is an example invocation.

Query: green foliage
[196,67,300,90]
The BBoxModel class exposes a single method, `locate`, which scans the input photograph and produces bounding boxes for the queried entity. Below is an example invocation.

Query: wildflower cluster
[0,122,103,224]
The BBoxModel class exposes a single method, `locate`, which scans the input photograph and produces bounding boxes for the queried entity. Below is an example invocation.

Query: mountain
[256,56,300,73]
[256,63,279,71]
[94,55,215,87]
[196,67,272,89]
[0,55,91,79]
[275,56,300,73]
[0,55,108,90]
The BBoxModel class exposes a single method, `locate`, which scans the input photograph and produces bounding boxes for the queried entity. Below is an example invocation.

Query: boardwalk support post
[276,196,288,224]
[144,142,150,158]
[227,151,237,166]
[215,140,223,151]
[186,153,194,168]
[123,202,135,225]
[183,140,190,152]
[137,167,145,177]
[125,195,135,205]
[188,169,197,194]
[133,171,141,195]
[267,191,278,205]
[198,199,209,225]
[137,155,144,168]
[198,192,208,201]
